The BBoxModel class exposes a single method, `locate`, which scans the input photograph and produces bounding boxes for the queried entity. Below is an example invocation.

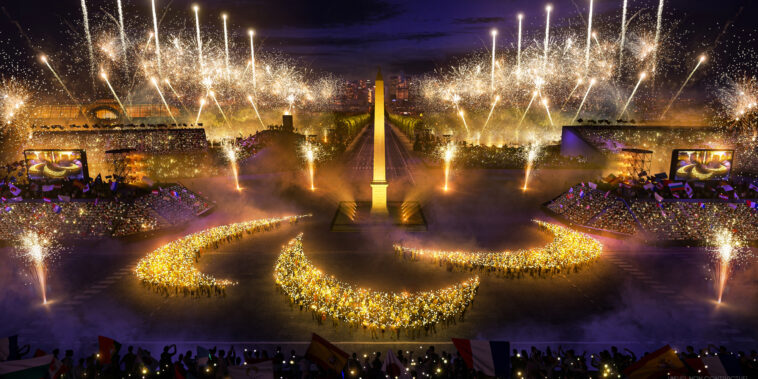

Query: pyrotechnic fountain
[301,142,318,191]
[522,139,543,191]
[712,228,741,304]
[441,142,457,192]
[223,142,242,191]
[19,232,53,305]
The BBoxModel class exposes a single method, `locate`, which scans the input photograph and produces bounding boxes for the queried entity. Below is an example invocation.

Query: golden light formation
[135,215,309,295]
[274,235,480,329]
[20,231,53,305]
[395,220,603,276]
[711,228,742,304]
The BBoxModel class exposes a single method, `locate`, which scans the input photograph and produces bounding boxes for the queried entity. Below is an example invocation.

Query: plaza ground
[1,124,757,356]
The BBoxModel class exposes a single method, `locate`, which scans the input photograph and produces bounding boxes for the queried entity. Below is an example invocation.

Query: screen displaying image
[24,149,88,181]
[670,149,733,181]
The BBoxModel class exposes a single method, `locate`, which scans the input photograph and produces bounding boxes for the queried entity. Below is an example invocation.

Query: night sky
[1,0,756,79]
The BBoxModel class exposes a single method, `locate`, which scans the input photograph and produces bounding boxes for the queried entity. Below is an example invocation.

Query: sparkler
[522,138,542,191]
[302,142,317,191]
[660,55,706,119]
[223,141,242,191]
[618,72,646,118]
[222,14,230,80]
[490,29,497,91]
[151,77,177,124]
[195,98,205,124]
[585,0,593,74]
[80,0,95,83]
[246,95,267,129]
[20,231,52,305]
[572,78,596,122]
[151,0,162,74]
[543,5,552,69]
[275,235,479,329]
[193,5,204,74]
[395,220,603,274]
[100,72,129,120]
[711,228,741,304]
[441,142,456,191]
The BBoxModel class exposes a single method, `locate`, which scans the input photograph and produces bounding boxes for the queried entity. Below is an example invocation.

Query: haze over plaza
[1,0,758,378]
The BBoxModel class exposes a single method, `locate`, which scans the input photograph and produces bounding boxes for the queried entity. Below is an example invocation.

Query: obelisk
[370,68,389,215]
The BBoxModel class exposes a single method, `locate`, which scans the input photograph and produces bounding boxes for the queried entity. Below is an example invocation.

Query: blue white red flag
[451,339,510,378]
[746,200,757,209]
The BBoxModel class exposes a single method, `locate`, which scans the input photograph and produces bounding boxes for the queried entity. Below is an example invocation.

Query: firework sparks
[660,55,706,119]
[572,78,596,122]
[100,72,129,120]
[150,0,162,74]
[151,77,177,124]
[195,98,206,124]
[618,72,646,118]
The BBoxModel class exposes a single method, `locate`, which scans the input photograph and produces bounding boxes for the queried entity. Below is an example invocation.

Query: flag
[82,184,89,193]
[579,189,585,198]
[654,193,663,202]
[41,185,54,192]
[719,193,728,200]
[728,203,737,209]
[698,202,706,209]
[10,197,21,202]
[588,182,597,189]
[304,333,348,372]
[381,350,410,379]
[749,183,758,192]
[42,198,51,203]
[568,187,574,193]
[0,336,19,361]
[110,181,118,191]
[8,184,20,196]
[604,190,610,198]
[3,207,10,213]
[52,204,61,214]
[452,338,510,378]
[668,182,685,191]
[151,190,159,195]
[566,193,574,199]
[747,200,757,209]
[623,345,686,379]
[721,184,734,192]
[227,361,274,379]
[170,190,179,198]
[97,336,121,365]
[0,354,52,379]
[733,192,739,199]
[196,347,210,366]
[57,195,70,203]
[684,183,693,197]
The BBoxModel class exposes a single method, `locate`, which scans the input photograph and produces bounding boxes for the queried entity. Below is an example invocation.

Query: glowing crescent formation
[394,220,603,274]
[135,215,310,294]
[274,235,480,329]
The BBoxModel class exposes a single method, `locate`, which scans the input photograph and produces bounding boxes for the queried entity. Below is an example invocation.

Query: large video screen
[670,149,734,181]
[24,149,88,181]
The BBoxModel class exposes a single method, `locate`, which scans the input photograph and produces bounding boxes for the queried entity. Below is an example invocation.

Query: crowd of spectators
[0,184,212,240]
[2,338,756,379]
[546,180,758,241]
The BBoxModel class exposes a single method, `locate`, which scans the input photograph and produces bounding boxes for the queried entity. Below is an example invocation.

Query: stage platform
[330,201,427,232]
